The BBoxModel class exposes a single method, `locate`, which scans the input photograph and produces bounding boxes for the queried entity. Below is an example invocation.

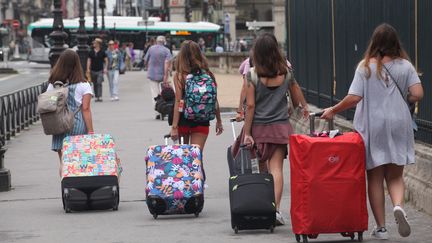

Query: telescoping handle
[230,118,238,141]
[164,134,184,145]
[309,111,334,135]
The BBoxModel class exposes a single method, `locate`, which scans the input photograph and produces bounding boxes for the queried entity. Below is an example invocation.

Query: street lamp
[100,0,106,32]
[93,0,98,32]
[49,0,68,67]
[77,0,89,73]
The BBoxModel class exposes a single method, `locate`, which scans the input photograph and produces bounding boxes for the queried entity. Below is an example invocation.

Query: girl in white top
[47,49,94,165]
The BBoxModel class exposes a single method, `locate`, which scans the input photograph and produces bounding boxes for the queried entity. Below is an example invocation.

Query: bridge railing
[0,82,48,145]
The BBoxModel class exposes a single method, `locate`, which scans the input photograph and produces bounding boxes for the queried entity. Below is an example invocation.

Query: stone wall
[205,52,249,74]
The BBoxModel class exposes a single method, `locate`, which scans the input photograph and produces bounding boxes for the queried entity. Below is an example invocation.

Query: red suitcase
[289,113,368,243]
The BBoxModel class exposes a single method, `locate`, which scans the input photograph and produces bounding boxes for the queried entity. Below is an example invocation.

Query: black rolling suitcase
[228,119,276,234]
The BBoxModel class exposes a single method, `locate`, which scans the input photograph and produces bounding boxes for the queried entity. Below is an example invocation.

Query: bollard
[0,142,11,192]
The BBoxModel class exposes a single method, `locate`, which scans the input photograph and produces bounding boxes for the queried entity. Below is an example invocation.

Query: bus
[27,16,222,63]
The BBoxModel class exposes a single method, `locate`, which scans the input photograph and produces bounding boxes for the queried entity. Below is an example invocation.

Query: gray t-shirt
[348,59,420,170]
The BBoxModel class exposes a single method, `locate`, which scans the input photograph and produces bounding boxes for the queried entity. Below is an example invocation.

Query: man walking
[144,36,172,119]
[106,40,123,101]
[87,38,108,102]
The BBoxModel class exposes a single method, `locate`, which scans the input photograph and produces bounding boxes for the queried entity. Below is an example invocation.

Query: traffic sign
[12,20,20,29]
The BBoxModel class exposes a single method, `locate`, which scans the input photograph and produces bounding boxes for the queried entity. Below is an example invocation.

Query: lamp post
[93,0,98,32]
[77,0,89,73]
[99,0,106,32]
[49,0,68,67]
[0,141,11,192]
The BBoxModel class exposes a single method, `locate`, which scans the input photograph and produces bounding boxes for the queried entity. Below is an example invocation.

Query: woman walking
[170,40,223,153]
[321,23,423,239]
[106,40,123,101]
[48,50,94,173]
[243,33,308,225]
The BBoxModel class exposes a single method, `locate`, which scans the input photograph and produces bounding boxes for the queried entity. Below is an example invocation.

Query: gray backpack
[37,81,77,135]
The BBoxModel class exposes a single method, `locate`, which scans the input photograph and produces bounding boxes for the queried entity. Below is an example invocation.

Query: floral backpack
[183,70,217,121]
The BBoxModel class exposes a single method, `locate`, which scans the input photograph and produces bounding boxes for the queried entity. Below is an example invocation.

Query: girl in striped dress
[47,50,94,170]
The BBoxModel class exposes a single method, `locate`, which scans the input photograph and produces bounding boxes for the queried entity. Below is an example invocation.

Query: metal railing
[0,82,48,145]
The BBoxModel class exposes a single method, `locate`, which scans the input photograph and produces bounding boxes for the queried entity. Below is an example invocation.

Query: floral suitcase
[145,136,204,218]
[61,134,122,213]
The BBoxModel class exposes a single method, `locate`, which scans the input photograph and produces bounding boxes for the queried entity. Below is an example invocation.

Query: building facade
[169,0,286,47]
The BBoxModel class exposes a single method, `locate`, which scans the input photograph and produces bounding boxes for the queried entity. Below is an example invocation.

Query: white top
[47,82,93,106]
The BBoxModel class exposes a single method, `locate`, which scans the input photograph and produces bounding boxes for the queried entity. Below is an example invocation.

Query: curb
[0,68,18,74]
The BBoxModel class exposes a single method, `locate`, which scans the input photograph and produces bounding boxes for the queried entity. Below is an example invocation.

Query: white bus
[28,16,222,63]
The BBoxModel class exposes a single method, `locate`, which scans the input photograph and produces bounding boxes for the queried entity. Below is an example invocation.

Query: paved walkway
[0,71,431,243]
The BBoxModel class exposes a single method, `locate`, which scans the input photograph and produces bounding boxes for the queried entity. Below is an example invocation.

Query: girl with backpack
[48,50,94,172]
[170,40,223,152]
[243,33,309,225]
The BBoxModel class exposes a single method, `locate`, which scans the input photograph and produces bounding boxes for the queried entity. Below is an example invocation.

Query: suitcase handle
[164,134,184,145]
[309,112,335,135]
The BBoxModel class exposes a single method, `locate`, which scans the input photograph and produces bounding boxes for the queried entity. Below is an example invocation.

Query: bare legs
[57,150,63,177]
[367,164,406,228]
[267,145,285,211]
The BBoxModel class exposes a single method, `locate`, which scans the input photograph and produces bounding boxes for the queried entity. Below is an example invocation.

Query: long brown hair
[174,40,212,86]
[252,33,288,78]
[362,23,410,79]
[48,49,86,84]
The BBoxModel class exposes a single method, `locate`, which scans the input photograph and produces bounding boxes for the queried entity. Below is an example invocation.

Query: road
[0,61,50,96]
[0,71,431,243]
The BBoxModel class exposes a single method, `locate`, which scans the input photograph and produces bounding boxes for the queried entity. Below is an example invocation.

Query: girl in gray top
[321,23,423,240]
[243,33,309,226]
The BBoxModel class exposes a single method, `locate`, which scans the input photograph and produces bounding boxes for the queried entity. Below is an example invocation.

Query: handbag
[383,65,418,131]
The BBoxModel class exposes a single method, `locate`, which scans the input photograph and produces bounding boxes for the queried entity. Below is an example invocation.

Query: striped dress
[51,84,87,151]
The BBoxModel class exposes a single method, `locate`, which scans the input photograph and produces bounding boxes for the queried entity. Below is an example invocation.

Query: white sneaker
[114,96,119,101]
[394,205,411,237]
[275,211,285,226]
[371,226,389,240]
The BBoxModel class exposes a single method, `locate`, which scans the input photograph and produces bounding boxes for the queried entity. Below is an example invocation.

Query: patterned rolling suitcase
[61,134,122,213]
[289,113,368,243]
[145,135,204,219]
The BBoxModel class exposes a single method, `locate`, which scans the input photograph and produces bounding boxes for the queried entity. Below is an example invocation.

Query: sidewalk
[214,73,243,110]
[0,71,431,243]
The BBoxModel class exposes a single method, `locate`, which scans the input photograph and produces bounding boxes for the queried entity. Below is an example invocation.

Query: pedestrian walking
[87,38,108,102]
[106,40,123,101]
[144,35,173,119]
[47,49,94,174]
[170,40,223,153]
[242,33,308,226]
[321,23,424,239]
[235,56,252,121]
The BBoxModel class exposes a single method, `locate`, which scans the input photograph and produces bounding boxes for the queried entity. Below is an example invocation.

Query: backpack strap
[247,67,259,87]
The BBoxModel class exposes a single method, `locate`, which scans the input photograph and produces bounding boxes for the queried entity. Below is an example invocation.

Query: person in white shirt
[47,49,94,170]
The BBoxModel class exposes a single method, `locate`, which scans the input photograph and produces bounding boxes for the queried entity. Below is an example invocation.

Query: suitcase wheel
[269,225,274,233]
[234,226,239,234]
[194,212,199,217]
[153,214,158,219]
[341,232,355,240]
[63,188,71,213]
[112,186,119,211]
[358,232,363,242]
[295,234,301,243]
[301,234,308,243]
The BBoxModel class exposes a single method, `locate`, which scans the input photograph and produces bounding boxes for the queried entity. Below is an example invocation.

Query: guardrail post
[0,142,11,192]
